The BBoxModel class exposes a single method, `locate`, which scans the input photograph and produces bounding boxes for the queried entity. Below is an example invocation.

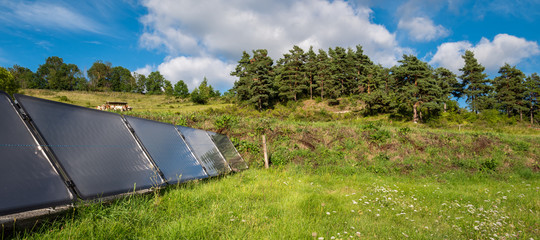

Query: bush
[481,158,499,171]
[214,115,238,133]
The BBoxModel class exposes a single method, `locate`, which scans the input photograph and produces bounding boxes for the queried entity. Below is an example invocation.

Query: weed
[56,95,70,102]
[481,158,499,171]
[214,115,238,133]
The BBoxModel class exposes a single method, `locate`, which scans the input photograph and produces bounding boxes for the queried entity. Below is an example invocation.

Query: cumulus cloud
[133,65,153,77]
[429,34,540,74]
[0,1,103,33]
[157,56,236,91]
[429,41,472,73]
[138,0,409,89]
[398,17,449,42]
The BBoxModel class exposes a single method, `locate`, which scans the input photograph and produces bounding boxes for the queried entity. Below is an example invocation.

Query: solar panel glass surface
[125,116,207,183]
[207,131,248,171]
[15,94,162,199]
[177,126,230,176]
[0,92,73,215]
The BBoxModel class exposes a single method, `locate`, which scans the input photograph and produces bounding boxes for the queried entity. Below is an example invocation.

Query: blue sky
[1,0,539,92]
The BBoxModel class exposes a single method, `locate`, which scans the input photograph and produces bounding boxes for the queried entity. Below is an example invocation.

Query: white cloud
[133,65,153,77]
[473,34,540,71]
[429,41,472,73]
[139,0,408,89]
[157,56,236,91]
[0,1,103,33]
[398,17,449,42]
[429,34,540,74]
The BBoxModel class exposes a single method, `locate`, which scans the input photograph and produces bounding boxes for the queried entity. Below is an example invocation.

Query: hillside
[6,90,539,239]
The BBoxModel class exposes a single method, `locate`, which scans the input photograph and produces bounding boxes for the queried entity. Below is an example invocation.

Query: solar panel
[207,131,248,171]
[125,116,207,183]
[0,91,73,216]
[15,94,162,199]
[177,126,231,176]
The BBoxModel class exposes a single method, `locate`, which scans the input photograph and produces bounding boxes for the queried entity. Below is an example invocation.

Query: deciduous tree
[173,80,189,98]
[0,67,19,96]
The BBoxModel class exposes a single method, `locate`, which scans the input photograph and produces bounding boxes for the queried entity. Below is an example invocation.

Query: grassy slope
[20,89,232,114]
[6,90,539,239]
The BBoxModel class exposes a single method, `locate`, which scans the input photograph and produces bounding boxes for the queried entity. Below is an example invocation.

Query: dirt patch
[471,135,493,154]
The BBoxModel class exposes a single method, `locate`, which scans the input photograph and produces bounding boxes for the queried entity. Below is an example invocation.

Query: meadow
[4,90,539,239]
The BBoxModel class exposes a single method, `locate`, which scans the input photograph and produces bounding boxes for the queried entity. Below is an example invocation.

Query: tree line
[0,57,221,104]
[230,45,540,124]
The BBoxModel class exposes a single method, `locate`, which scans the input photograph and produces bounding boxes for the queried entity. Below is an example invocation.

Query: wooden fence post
[262,134,269,168]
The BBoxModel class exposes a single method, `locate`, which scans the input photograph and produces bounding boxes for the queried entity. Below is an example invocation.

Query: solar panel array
[0,92,247,217]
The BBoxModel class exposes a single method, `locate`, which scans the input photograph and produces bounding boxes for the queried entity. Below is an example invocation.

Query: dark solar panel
[177,126,231,176]
[207,131,248,171]
[125,116,207,183]
[15,94,162,199]
[0,91,73,215]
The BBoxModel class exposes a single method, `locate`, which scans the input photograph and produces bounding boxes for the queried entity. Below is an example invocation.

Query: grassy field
[4,90,539,239]
[20,89,232,114]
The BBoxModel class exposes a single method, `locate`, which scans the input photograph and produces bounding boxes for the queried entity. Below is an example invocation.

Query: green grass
[7,167,539,239]
[6,89,539,239]
[21,89,232,114]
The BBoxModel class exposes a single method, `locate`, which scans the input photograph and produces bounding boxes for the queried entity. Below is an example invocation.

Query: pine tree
[304,46,317,100]
[351,45,373,95]
[393,55,442,123]
[524,73,540,124]
[248,49,275,110]
[434,67,458,111]
[314,49,330,100]
[493,63,527,119]
[276,45,307,102]
[460,50,492,113]
[191,77,213,104]
[230,50,275,110]
[362,65,393,115]
[230,51,253,102]
[327,47,348,100]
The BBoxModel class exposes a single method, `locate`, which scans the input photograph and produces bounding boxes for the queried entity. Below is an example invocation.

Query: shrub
[214,115,238,133]
[481,158,499,171]
[369,129,391,144]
